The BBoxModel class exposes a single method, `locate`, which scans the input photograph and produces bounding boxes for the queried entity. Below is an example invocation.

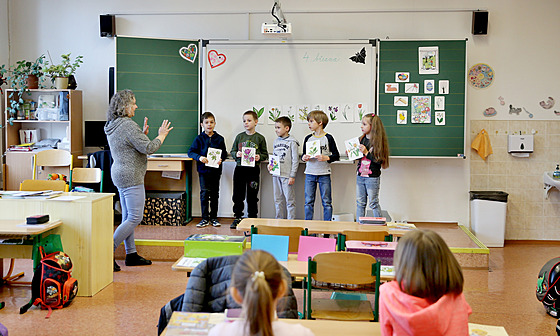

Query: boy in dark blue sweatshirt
[188,112,228,227]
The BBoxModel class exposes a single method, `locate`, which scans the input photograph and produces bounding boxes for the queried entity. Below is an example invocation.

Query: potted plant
[43,53,84,89]
[0,55,46,119]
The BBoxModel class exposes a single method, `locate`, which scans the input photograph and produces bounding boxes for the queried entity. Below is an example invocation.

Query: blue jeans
[356,175,381,219]
[304,174,332,221]
[114,184,145,254]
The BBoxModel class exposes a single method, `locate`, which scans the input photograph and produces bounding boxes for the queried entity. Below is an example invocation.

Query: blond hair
[394,229,463,303]
[307,110,329,128]
[231,250,285,336]
[360,113,389,169]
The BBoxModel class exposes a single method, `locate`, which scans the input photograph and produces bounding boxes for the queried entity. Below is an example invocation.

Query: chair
[71,167,103,192]
[33,149,73,189]
[337,230,392,251]
[306,251,381,321]
[250,225,307,253]
[20,179,68,192]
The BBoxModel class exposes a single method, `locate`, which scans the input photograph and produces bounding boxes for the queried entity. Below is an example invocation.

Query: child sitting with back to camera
[379,229,472,336]
[209,250,314,336]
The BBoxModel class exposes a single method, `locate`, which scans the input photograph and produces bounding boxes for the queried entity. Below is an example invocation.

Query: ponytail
[231,250,285,336]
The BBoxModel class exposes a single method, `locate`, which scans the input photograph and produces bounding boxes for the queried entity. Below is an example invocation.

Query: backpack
[536,257,560,317]
[20,246,78,318]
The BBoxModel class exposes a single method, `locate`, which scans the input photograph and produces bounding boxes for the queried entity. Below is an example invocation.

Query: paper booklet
[206,148,221,168]
[345,137,364,161]
[268,155,280,176]
[241,147,256,167]
[306,139,320,157]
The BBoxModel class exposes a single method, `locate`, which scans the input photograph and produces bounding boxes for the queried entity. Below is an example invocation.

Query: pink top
[379,281,472,336]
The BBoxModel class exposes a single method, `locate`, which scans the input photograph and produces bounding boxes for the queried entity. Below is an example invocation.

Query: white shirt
[209,319,314,336]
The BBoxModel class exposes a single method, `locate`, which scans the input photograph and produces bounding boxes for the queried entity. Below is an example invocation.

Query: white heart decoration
[179,44,197,63]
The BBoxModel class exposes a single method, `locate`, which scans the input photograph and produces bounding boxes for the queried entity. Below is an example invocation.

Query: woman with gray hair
[105,89,173,272]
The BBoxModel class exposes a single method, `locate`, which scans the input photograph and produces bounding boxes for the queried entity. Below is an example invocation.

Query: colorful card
[326,104,340,122]
[355,103,367,121]
[345,137,364,161]
[340,104,354,122]
[297,236,337,261]
[405,83,420,94]
[397,110,407,124]
[384,83,399,93]
[395,72,410,82]
[253,106,265,124]
[434,96,445,110]
[306,140,321,157]
[411,96,432,124]
[438,80,449,94]
[206,148,222,168]
[269,154,280,176]
[424,80,435,94]
[267,106,281,124]
[297,105,310,124]
[241,147,256,167]
[435,111,445,125]
[251,234,289,261]
[418,46,439,74]
[394,96,409,107]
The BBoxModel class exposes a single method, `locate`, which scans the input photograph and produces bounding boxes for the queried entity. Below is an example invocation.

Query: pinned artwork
[326,105,340,122]
[394,96,409,107]
[468,63,494,89]
[311,104,325,112]
[297,105,310,124]
[498,96,505,106]
[306,140,321,157]
[268,155,280,176]
[435,111,445,125]
[267,106,281,124]
[206,148,222,168]
[253,106,265,124]
[405,83,420,94]
[340,104,354,123]
[355,103,367,121]
[208,50,226,68]
[179,44,198,63]
[418,46,439,74]
[483,107,497,117]
[345,137,363,161]
[438,80,449,94]
[241,147,256,167]
[349,47,366,64]
[397,110,407,124]
[424,80,435,94]
[539,97,555,109]
[509,104,522,115]
[523,107,534,118]
[434,96,445,110]
[283,105,296,122]
[411,96,432,124]
[385,83,399,93]
[395,72,410,82]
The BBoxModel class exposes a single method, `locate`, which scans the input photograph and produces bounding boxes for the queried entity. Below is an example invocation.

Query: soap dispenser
[554,164,560,180]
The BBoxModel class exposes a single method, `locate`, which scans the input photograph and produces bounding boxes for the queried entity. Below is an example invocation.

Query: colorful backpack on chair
[20,246,78,318]
[536,257,560,317]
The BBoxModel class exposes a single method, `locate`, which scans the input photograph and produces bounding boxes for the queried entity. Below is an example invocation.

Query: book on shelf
[8,143,34,151]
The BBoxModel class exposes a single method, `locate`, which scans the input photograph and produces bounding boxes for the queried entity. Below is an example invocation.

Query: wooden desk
[238,218,411,237]
[0,193,114,296]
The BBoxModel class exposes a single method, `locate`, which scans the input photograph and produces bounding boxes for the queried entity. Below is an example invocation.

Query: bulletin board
[377,39,467,157]
[116,36,200,153]
[202,40,376,154]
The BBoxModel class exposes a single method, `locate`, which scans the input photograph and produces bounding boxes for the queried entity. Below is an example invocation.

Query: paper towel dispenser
[508,135,533,153]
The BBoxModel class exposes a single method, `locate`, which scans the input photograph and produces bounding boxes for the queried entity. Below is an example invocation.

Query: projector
[262,22,292,37]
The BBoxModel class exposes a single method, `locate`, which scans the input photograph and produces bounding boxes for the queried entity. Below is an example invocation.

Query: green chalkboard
[116,37,199,153]
[377,40,466,157]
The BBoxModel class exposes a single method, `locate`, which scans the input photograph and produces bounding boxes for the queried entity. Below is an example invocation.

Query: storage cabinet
[3,89,83,190]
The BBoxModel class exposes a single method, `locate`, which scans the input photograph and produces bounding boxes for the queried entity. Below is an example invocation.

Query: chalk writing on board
[302,52,340,63]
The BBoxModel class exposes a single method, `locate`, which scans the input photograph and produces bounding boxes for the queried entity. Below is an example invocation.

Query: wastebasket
[469,191,508,247]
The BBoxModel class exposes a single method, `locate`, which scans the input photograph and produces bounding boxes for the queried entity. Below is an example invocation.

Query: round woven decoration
[468,63,494,89]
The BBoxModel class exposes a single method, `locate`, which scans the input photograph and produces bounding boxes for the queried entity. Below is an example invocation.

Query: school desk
[0,219,62,285]
[237,218,412,237]
[0,193,114,296]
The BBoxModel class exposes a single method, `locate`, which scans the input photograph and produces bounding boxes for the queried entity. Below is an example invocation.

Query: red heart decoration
[208,50,226,68]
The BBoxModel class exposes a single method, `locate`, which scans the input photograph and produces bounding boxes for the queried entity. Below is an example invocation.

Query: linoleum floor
[0,219,558,335]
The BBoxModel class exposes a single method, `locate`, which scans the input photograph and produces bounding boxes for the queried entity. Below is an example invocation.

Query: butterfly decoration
[349,47,366,64]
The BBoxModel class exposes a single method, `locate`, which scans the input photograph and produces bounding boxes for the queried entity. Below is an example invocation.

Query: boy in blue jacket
[188,112,228,227]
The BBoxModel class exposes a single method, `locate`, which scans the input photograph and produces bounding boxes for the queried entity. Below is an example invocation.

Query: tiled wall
[470,120,560,240]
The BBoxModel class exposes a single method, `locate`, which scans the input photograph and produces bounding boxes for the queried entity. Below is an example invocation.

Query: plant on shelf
[43,53,84,89]
[0,55,46,119]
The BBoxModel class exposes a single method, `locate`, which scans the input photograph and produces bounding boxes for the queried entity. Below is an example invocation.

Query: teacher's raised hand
[156,119,174,143]
[143,117,149,135]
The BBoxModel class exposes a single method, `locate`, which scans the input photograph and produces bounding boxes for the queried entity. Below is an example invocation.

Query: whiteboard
[202,41,376,154]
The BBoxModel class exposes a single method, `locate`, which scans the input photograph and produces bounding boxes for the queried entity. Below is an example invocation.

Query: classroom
[0,0,559,335]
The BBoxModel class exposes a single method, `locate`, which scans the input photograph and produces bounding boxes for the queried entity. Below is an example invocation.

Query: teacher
[105,89,173,272]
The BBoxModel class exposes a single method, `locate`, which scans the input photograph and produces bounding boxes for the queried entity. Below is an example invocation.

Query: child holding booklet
[354,113,389,220]
[188,112,228,228]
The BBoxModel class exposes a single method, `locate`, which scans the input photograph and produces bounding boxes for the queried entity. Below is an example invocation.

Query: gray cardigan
[105,117,162,189]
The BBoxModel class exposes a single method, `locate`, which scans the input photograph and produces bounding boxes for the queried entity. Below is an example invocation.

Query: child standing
[379,230,472,336]
[355,113,389,220]
[230,111,268,229]
[208,250,314,336]
[302,110,340,221]
[268,116,299,219]
[188,112,228,228]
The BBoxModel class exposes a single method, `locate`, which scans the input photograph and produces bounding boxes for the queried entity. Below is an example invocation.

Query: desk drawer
[147,160,184,171]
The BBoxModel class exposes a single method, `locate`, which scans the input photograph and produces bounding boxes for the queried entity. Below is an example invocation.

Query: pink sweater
[379,281,472,336]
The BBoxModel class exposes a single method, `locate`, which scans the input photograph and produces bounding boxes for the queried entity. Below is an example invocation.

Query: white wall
[6,0,560,225]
